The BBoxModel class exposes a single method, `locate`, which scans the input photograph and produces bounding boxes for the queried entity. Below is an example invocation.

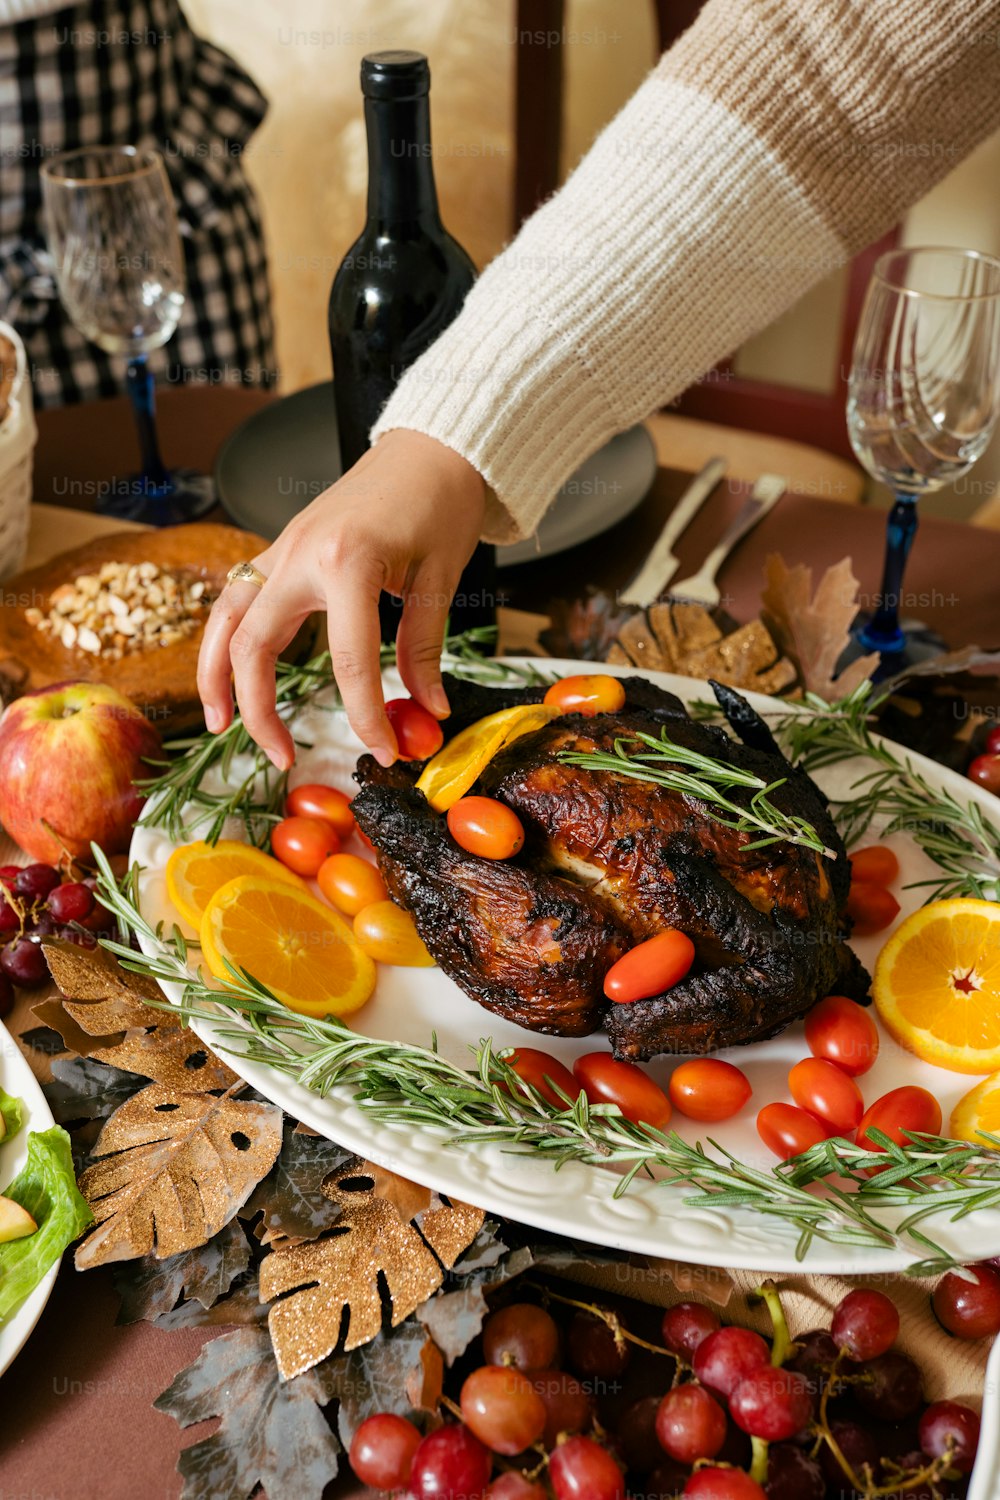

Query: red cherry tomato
[803,994,879,1077]
[846,882,900,936]
[286,783,355,838]
[757,1102,830,1161]
[317,853,388,915]
[849,846,899,887]
[385,697,445,761]
[506,1047,581,1110]
[788,1057,864,1134]
[668,1059,751,1122]
[968,753,1000,796]
[271,816,340,877]
[447,796,525,860]
[543,674,627,717]
[603,929,695,1004]
[856,1085,942,1152]
[573,1052,672,1130]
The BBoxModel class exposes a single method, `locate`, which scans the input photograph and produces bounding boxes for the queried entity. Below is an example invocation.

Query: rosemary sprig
[93,849,1000,1274]
[138,627,550,845]
[558,730,838,861]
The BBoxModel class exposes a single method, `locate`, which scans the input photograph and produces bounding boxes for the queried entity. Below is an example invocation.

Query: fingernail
[428,686,450,718]
[269,747,294,772]
[373,746,396,768]
[205,705,222,732]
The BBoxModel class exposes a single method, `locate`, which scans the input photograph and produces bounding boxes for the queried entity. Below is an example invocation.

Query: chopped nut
[25,559,214,662]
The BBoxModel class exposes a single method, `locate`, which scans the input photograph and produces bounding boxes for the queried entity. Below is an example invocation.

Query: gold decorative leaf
[418,1200,487,1268]
[761,554,879,701]
[44,939,164,1018]
[90,1027,237,1091]
[360,1160,432,1223]
[76,1085,283,1267]
[31,996,119,1058]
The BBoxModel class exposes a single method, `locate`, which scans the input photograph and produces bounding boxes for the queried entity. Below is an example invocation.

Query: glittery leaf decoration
[114,1219,253,1324]
[243,1120,355,1241]
[75,1084,283,1266]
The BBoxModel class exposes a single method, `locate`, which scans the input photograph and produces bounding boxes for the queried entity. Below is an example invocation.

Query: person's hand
[198,429,486,769]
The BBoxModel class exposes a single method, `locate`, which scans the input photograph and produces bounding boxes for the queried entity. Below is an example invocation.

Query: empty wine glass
[41,145,214,524]
[847,246,1000,667]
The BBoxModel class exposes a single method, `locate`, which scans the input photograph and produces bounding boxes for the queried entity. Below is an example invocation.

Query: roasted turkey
[351,673,870,1059]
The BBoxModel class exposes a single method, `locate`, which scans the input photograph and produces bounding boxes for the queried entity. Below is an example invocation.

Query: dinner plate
[970,1335,1000,1500]
[0,1021,58,1378]
[214,380,657,565]
[131,660,1000,1274]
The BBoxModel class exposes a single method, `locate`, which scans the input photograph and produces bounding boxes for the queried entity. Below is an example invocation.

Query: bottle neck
[365,94,441,230]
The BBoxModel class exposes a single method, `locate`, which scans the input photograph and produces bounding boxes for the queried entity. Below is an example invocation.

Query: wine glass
[847,246,1000,667]
[40,145,215,525]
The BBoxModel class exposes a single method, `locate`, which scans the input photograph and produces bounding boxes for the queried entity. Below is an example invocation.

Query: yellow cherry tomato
[353,900,435,966]
[317,853,388,915]
[543,674,626,716]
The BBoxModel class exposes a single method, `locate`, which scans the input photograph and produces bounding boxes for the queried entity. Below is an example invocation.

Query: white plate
[131,661,1000,1274]
[0,1020,58,1377]
[970,1335,1000,1500]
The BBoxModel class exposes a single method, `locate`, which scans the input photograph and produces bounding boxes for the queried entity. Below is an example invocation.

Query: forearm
[373,0,1000,542]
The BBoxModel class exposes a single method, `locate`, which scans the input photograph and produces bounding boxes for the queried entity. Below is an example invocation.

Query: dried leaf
[329,1321,439,1448]
[417,1244,535,1365]
[30,998,116,1057]
[155,1274,268,1332]
[75,1086,282,1266]
[43,939,164,1015]
[114,1219,252,1324]
[761,554,879,700]
[44,1056,146,1123]
[243,1120,355,1240]
[362,1160,432,1223]
[90,1028,237,1092]
[20,1024,71,1057]
[155,1326,340,1500]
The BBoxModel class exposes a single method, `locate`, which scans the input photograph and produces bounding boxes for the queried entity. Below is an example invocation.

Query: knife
[618,456,726,607]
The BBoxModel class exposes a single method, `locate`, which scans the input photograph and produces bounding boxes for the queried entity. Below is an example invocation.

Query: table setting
[4,58,1000,1500]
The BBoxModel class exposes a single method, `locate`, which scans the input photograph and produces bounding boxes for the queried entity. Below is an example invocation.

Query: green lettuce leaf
[0,1127,93,1323]
[0,1088,24,1142]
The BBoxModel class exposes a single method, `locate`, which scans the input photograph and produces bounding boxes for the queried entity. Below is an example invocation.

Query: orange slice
[873,898,1000,1073]
[950,1071,1000,1145]
[416,703,560,811]
[166,839,303,931]
[199,875,376,1017]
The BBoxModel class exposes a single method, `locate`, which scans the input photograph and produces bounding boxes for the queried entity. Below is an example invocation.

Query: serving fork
[668,473,786,608]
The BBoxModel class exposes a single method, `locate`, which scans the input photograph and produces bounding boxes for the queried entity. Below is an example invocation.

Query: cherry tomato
[757,1102,830,1161]
[271,816,340,877]
[385,697,444,761]
[573,1052,672,1130]
[788,1057,864,1134]
[506,1047,581,1109]
[353,900,434,966]
[803,994,879,1077]
[318,852,388,915]
[668,1058,751,1122]
[856,1085,942,1152]
[286,783,355,838]
[543,674,627,717]
[986,726,1000,757]
[447,796,525,860]
[849,846,899,887]
[846,882,900,936]
[603,929,695,1004]
[968,753,1000,796]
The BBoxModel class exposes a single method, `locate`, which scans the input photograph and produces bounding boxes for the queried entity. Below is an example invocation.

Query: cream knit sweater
[372,0,1000,543]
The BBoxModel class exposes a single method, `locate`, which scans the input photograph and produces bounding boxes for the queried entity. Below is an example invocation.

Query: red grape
[817,1419,880,1489]
[615,1395,663,1473]
[409,1423,492,1499]
[13,863,60,900]
[0,897,19,937]
[968,752,1000,795]
[692,1326,770,1401]
[548,1434,625,1500]
[932,1263,1000,1340]
[784,1328,837,1399]
[47,881,95,923]
[1,935,48,987]
[529,1369,593,1449]
[654,1384,726,1463]
[729,1367,813,1441]
[486,1475,547,1500]
[565,1309,631,1380]
[0,864,19,887]
[761,1443,824,1500]
[660,1301,721,1360]
[0,972,13,1020]
[648,1458,690,1497]
[460,1366,546,1455]
[854,1348,923,1420]
[683,1469,766,1499]
[918,1399,981,1474]
[987,726,1000,757]
[830,1287,899,1361]
[482,1303,560,1371]
[348,1412,421,1490]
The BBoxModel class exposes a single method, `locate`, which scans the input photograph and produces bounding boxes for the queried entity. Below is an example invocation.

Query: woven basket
[0,322,36,582]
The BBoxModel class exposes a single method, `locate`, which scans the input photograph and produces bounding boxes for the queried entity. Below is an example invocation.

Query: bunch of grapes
[0,862,113,1014]
[348,1280,985,1499]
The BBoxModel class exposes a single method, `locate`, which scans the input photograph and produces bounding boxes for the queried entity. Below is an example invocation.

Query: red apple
[0,682,162,862]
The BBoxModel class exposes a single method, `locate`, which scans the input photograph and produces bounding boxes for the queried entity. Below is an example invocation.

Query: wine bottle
[329,49,497,642]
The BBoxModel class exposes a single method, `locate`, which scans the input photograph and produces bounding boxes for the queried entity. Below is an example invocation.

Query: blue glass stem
[125,355,171,491]
[858,491,919,654]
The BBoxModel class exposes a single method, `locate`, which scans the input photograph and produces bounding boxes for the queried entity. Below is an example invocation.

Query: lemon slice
[873,897,1000,1073]
[166,839,303,931]
[199,874,376,1017]
[416,703,560,811]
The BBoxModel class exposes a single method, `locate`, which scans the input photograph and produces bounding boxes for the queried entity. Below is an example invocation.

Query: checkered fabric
[0,0,276,408]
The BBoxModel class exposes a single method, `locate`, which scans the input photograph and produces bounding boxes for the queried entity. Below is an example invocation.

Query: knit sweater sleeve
[371,0,1000,543]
